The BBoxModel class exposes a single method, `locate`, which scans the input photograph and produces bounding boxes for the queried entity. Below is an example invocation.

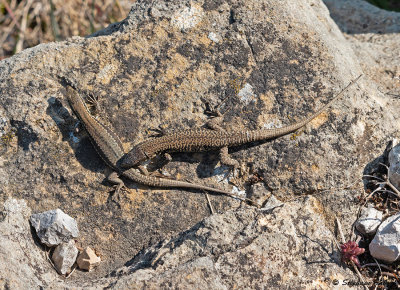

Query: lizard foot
[86,93,101,115]
[147,124,169,137]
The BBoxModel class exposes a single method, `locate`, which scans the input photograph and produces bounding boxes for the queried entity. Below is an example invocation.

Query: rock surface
[97,196,358,288]
[0,199,62,288]
[0,0,399,288]
[30,209,79,246]
[369,212,400,263]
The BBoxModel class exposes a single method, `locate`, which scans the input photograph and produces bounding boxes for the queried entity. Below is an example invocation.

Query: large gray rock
[369,213,400,263]
[30,209,79,247]
[324,0,400,99]
[323,0,400,34]
[389,144,400,189]
[0,0,399,288]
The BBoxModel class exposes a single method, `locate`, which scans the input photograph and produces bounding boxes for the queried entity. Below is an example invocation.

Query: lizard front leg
[206,110,243,177]
[106,171,125,201]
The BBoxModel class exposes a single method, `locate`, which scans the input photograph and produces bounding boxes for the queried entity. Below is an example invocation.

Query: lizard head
[118,146,147,168]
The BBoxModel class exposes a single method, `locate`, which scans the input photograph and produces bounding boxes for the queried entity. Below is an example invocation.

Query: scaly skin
[120,75,363,168]
[66,86,251,203]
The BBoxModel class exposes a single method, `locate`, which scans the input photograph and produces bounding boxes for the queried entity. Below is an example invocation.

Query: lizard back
[120,75,362,168]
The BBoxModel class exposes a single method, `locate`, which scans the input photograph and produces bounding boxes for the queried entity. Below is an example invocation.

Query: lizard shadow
[46,96,106,175]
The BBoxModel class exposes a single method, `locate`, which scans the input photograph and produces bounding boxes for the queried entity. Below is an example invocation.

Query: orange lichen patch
[198,34,212,47]
[259,91,275,110]
[311,164,319,172]
[165,53,190,82]
[257,113,280,127]
[90,190,108,206]
[165,96,180,113]
[307,196,325,216]
[121,142,132,153]
[186,63,215,87]
[94,227,115,242]
[153,23,169,41]
[97,62,119,85]
[282,85,299,97]
[119,190,148,216]
[309,111,328,129]
[173,63,216,103]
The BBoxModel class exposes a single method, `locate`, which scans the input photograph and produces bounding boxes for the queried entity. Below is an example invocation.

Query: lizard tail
[250,74,363,141]
[122,168,255,204]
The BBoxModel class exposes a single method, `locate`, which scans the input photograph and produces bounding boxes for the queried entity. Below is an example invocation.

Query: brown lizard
[65,85,252,203]
[119,75,362,170]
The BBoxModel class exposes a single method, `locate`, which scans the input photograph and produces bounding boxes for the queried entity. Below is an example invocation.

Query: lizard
[119,75,362,170]
[65,85,254,204]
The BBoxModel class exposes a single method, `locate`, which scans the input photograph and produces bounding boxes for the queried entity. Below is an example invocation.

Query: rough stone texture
[84,197,361,288]
[77,247,101,271]
[52,240,79,275]
[389,144,400,189]
[0,199,63,288]
[0,0,399,288]
[369,212,400,263]
[323,0,400,103]
[355,205,383,235]
[30,208,79,246]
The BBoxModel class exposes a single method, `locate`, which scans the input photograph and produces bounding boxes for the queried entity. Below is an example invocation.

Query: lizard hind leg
[219,146,244,179]
[205,108,243,178]
[204,107,244,179]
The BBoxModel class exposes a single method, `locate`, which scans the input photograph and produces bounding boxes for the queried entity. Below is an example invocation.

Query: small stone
[355,205,383,235]
[369,212,400,262]
[149,7,162,18]
[262,195,283,211]
[249,183,270,206]
[389,143,400,190]
[30,209,79,247]
[208,32,221,43]
[77,247,101,271]
[238,83,256,105]
[52,240,79,275]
